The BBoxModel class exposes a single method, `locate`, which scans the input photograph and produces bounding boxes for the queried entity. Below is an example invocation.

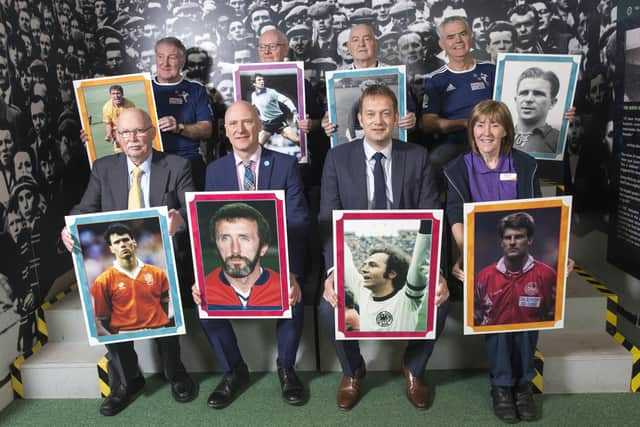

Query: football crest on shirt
[524,282,539,296]
[144,273,154,286]
[376,310,393,327]
[117,282,126,289]
[169,90,189,104]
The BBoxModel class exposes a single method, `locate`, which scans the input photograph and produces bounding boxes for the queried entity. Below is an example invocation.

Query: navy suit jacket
[204,148,310,277]
[71,150,194,217]
[318,139,440,269]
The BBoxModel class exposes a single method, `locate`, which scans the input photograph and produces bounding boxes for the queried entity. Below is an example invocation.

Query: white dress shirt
[233,145,262,190]
[362,139,393,209]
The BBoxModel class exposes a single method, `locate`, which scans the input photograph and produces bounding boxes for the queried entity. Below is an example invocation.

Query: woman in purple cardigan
[444,100,573,423]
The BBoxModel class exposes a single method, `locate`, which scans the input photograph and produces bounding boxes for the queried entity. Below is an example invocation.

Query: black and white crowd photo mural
[0,0,618,394]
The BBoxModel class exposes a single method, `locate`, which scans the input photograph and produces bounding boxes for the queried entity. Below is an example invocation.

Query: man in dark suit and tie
[61,108,196,416]
[191,100,310,408]
[318,85,450,410]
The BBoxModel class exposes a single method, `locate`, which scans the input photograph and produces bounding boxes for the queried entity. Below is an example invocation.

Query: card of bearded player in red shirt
[204,202,282,310]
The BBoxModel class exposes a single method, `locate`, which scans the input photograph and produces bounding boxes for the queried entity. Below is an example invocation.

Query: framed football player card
[186,191,291,319]
[325,66,407,148]
[73,73,163,166]
[463,196,572,335]
[493,53,580,161]
[333,210,443,340]
[65,207,185,346]
[233,62,308,163]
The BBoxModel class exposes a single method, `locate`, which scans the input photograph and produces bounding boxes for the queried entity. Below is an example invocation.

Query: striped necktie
[243,160,255,191]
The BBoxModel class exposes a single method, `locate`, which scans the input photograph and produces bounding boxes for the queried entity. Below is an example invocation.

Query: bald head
[260,29,287,45]
[224,101,262,159]
[258,29,288,62]
[118,108,153,128]
[225,100,259,123]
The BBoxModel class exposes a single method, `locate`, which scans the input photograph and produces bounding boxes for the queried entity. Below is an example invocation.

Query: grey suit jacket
[71,150,194,218]
[318,139,440,269]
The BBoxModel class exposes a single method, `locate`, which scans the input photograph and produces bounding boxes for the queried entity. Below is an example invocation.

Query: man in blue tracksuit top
[421,16,495,183]
[152,36,213,191]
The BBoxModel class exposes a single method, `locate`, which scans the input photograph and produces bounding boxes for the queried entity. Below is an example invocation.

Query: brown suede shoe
[336,366,365,410]
[403,365,430,410]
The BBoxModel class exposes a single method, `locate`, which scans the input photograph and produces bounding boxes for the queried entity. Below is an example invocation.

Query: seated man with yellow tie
[61,108,196,416]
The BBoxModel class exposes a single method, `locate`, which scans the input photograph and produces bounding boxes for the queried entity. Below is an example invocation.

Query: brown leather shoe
[403,366,429,410]
[336,366,365,410]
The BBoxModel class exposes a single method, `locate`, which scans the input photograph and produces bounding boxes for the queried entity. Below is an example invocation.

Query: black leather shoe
[207,362,250,409]
[171,371,196,403]
[514,383,537,421]
[277,367,306,405]
[491,385,519,423]
[100,376,145,416]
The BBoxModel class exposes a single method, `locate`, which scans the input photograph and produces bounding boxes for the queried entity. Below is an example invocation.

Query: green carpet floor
[1,370,638,426]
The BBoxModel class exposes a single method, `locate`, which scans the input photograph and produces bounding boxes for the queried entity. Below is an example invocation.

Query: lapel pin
[264,160,270,167]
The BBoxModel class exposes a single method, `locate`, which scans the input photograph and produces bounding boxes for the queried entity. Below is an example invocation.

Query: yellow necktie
[128,167,143,209]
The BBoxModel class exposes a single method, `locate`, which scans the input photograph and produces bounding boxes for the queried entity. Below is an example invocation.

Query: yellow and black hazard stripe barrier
[633,350,640,392]
[40,284,77,312]
[604,294,640,392]
[10,285,77,398]
[532,350,544,394]
[97,356,110,398]
[11,307,46,398]
[573,265,640,392]
[538,178,640,391]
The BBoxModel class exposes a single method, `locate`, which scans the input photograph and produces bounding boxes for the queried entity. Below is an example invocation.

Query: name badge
[169,97,184,105]
[470,82,485,91]
[500,173,517,181]
[519,296,541,308]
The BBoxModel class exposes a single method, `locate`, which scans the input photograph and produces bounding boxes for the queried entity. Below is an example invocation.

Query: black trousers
[105,335,186,389]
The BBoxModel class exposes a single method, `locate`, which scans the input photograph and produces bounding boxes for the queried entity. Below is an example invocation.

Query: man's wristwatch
[176,123,185,134]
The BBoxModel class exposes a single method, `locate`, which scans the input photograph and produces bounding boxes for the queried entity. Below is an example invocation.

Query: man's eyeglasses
[117,127,152,138]
[258,43,285,51]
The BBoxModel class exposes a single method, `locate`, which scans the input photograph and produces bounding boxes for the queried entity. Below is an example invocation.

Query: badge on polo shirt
[519,296,541,308]
[470,81,485,91]
[500,173,517,181]
[144,273,154,286]
[169,90,189,105]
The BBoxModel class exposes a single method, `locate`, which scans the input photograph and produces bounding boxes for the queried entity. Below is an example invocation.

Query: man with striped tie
[192,100,310,408]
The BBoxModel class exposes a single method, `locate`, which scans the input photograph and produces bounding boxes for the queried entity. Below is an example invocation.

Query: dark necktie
[373,152,386,209]
[243,160,255,191]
